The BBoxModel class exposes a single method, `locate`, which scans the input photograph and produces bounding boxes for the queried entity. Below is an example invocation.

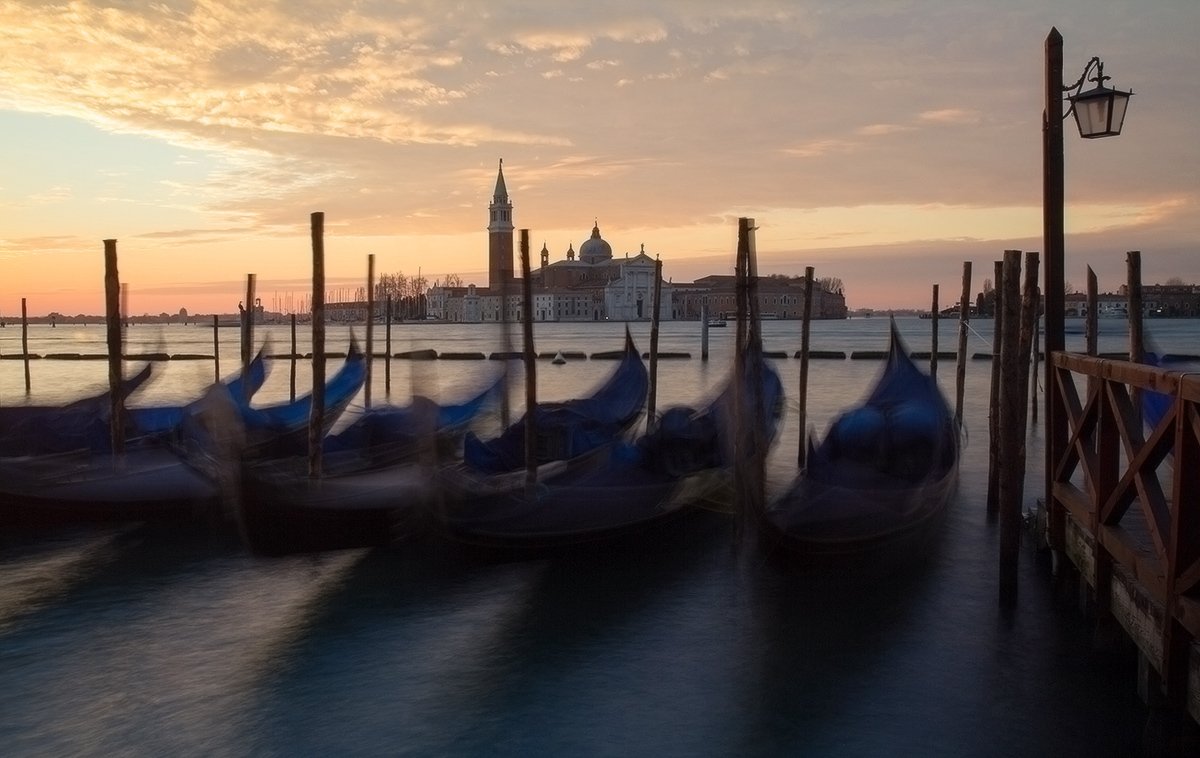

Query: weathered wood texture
[1051,350,1200,720]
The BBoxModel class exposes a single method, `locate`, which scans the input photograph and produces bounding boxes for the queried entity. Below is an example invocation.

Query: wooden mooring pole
[998,249,1023,607]
[930,284,939,377]
[797,266,814,468]
[700,303,709,361]
[987,258,1005,521]
[365,254,375,409]
[1127,250,1144,429]
[647,257,663,435]
[385,294,392,396]
[308,212,326,480]
[242,274,256,401]
[103,239,123,456]
[289,314,297,402]
[1127,250,1144,364]
[212,315,220,382]
[955,262,971,429]
[20,298,30,393]
[519,230,537,498]
[1017,251,1040,467]
[1086,266,1099,357]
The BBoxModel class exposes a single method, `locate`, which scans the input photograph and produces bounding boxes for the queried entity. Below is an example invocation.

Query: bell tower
[488,159,514,289]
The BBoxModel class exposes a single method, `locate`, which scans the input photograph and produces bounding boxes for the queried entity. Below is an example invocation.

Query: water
[2,317,1193,756]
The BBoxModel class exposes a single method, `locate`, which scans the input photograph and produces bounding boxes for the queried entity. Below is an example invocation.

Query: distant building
[672,275,847,321]
[426,161,847,322]
[427,162,672,323]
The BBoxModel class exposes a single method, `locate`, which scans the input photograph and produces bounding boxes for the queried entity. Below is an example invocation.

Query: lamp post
[1042,27,1132,561]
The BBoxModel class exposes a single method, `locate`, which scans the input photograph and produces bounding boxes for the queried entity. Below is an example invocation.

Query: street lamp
[1042,27,1133,563]
[1067,57,1134,138]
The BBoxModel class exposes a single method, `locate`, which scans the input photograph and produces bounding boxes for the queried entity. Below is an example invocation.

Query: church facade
[427,161,673,323]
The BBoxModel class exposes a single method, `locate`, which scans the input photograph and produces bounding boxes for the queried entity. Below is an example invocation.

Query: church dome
[578,222,613,264]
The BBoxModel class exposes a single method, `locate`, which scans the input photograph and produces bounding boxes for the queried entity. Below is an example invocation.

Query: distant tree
[1166,276,1186,286]
[976,278,996,317]
[816,276,843,295]
[443,273,464,288]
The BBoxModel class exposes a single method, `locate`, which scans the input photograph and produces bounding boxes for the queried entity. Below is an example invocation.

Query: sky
[1,0,1197,316]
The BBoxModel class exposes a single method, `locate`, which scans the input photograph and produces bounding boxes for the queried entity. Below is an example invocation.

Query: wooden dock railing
[1048,351,1200,720]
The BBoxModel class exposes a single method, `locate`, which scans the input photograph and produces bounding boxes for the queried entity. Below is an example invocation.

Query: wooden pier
[1046,351,1200,724]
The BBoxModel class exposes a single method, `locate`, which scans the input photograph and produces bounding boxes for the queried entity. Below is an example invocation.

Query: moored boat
[234,377,502,556]
[439,336,785,553]
[762,319,959,564]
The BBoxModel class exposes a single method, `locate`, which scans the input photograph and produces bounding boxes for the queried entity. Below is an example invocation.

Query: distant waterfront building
[672,275,848,321]
[426,162,672,323]
[425,161,846,323]
[1064,284,1200,318]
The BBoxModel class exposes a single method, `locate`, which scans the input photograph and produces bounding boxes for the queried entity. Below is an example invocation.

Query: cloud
[918,108,982,126]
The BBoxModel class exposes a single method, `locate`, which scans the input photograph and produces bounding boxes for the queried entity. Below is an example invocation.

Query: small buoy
[552,351,567,365]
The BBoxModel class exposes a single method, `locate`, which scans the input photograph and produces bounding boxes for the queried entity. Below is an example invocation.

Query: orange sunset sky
[1,1,1197,316]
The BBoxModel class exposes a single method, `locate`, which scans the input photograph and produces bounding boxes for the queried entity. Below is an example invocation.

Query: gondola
[0,347,364,530]
[458,328,648,475]
[0,351,266,456]
[762,320,959,563]
[234,378,502,556]
[438,338,784,553]
[1140,338,1199,435]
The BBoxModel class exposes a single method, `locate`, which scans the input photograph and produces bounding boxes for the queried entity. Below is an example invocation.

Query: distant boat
[707,317,727,328]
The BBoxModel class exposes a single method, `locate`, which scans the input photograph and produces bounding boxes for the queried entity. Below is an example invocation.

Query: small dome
[579,221,613,264]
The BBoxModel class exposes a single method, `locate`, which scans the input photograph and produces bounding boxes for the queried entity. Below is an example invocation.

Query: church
[426,161,674,323]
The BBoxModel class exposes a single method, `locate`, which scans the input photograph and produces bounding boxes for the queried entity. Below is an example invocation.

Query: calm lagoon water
[1,317,1193,756]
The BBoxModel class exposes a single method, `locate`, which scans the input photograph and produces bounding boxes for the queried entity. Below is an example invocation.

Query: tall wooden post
[242,274,256,402]
[103,239,123,456]
[1127,251,1144,429]
[20,298,30,393]
[930,284,940,377]
[365,253,376,409]
[1018,252,1041,459]
[987,258,1006,520]
[998,250,1024,607]
[1043,27,1067,555]
[1127,251,1143,364]
[797,266,815,467]
[212,314,220,382]
[1030,288,1041,425]
[700,303,709,361]
[955,262,972,429]
[385,294,393,395]
[647,257,663,435]
[289,314,297,402]
[1086,267,1099,357]
[308,212,326,479]
[519,230,537,497]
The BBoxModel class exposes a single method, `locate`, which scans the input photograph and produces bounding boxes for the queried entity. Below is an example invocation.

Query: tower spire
[493,158,508,204]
